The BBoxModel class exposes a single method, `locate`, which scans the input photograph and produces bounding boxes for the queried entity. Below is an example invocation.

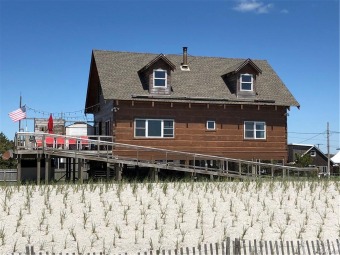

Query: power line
[298,132,325,143]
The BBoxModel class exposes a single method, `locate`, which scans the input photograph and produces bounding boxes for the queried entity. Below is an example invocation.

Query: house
[34,118,65,134]
[287,144,334,174]
[65,122,94,137]
[84,47,299,164]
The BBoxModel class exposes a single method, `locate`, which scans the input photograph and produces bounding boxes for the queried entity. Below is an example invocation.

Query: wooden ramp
[14,132,318,182]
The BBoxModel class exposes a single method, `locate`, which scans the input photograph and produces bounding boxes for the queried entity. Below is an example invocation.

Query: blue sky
[0,0,339,154]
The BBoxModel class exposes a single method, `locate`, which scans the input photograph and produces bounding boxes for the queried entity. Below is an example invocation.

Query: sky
[0,0,339,155]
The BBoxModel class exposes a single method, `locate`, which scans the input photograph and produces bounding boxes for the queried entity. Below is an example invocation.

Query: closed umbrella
[48,114,53,134]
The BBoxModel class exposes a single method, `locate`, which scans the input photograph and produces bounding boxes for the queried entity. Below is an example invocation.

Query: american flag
[8,106,26,122]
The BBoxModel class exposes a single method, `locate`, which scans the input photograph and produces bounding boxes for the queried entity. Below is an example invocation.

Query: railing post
[165,152,168,167]
[238,160,242,176]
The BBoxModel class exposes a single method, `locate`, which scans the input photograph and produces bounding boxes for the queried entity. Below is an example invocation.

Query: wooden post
[115,163,122,181]
[306,241,311,255]
[269,241,274,255]
[154,168,159,182]
[72,157,76,183]
[37,155,41,185]
[66,157,70,181]
[291,241,295,255]
[150,167,159,182]
[311,241,315,255]
[106,163,110,180]
[327,239,331,254]
[226,237,230,255]
[260,241,263,255]
[275,241,279,255]
[271,159,274,178]
[78,158,83,183]
[254,239,258,255]
[238,161,242,176]
[258,159,261,177]
[45,154,50,184]
[280,240,285,255]
[336,239,340,254]
[17,156,21,183]
[235,238,241,255]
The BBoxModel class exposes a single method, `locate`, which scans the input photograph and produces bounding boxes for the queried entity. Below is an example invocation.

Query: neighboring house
[287,144,334,174]
[65,122,94,137]
[85,47,299,162]
[34,118,65,135]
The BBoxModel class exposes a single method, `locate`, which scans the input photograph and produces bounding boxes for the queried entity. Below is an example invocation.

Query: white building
[65,122,94,137]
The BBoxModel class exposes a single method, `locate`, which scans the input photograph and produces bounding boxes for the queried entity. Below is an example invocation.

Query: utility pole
[327,122,330,177]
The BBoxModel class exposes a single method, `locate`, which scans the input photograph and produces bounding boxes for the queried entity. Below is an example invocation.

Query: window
[310,150,316,157]
[153,69,167,87]
[135,119,174,138]
[240,74,253,91]
[244,121,266,139]
[206,120,216,130]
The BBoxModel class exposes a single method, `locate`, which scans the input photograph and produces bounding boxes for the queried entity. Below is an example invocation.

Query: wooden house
[85,47,299,163]
[287,143,334,175]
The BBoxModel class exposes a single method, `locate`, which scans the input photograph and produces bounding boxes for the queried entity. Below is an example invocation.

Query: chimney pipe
[182,47,188,66]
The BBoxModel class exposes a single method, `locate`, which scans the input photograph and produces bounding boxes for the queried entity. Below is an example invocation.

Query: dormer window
[240,74,253,91]
[153,69,167,87]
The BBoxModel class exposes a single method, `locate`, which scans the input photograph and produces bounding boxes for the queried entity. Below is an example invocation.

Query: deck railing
[14,132,320,179]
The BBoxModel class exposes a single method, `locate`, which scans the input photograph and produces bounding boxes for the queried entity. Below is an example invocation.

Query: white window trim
[134,118,174,138]
[206,120,216,130]
[244,121,266,139]
[153,69,167,87]
[240,73,253,91]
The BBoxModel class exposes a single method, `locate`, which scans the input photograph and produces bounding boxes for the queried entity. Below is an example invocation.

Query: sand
[0,180,339,254]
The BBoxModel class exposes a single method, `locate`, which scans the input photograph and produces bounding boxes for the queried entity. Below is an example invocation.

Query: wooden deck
[14,132,318,183]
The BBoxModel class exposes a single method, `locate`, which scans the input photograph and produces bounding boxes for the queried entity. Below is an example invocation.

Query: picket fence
[8,238,340,255]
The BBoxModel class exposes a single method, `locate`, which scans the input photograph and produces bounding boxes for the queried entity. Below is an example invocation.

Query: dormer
[138,54,176,95]
[222,58,262,99]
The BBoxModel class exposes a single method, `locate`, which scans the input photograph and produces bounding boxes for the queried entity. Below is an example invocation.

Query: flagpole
[19,94,22,132]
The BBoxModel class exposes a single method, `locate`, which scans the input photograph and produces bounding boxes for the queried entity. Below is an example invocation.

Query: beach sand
[0,180,339,254]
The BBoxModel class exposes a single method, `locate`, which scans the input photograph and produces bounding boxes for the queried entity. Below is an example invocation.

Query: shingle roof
[91,50,299,107]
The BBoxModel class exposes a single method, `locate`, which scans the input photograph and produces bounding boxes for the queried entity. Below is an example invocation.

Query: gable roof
[288,143,334,165]
[138,54,176,74]
[223,58,262,75]
[87,49,299,107]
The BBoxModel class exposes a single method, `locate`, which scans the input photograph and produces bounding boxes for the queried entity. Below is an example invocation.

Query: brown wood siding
[113,101,288,161]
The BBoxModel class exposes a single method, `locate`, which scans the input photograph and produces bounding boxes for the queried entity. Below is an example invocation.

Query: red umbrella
[48,114,53,134]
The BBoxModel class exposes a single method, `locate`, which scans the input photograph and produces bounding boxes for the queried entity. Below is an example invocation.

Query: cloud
[233,0,274,14]
[280,9,289,14]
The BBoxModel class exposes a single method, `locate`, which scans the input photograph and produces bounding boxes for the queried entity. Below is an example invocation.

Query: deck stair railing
[14,132,319,179]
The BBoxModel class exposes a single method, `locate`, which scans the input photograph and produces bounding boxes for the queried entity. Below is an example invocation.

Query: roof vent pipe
[181,47,190,71]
